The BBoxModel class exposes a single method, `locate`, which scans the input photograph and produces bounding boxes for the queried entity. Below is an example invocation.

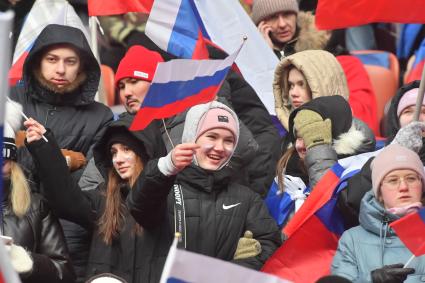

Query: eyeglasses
[381,174,421,189]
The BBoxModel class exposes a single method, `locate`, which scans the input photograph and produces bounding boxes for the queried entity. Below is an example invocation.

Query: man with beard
[251,0,299,59]
[9,24,113,282]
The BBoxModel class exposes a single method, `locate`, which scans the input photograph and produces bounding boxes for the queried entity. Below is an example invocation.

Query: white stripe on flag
[160,238,292,283]
[13,0,90,64]
[146,0,183,52]
[194,0,279,114]
[153,43,244,84]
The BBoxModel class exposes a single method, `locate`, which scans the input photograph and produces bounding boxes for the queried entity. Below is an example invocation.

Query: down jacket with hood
[10,24,113,282]
[332,190,425,283]
[26,114,176,283]
[338,80,424,229]
[10,24,113,179]
[274,12,378,136]
[267,96,375,228]
[128,102,282,274]
[287,96,375,188]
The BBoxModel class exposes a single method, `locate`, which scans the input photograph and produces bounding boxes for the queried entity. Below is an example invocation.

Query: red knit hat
[114,45,164,87]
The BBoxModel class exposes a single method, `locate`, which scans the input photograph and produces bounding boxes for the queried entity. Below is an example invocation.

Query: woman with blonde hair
[2,101,75,283]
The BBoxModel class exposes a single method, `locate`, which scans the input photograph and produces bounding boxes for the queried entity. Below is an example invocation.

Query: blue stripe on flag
[315,198,345,236]
[419,207,425,223]
[187,0,210,40]
[167,277,190,283]
[167,0,200,58]
[142,67,229,108]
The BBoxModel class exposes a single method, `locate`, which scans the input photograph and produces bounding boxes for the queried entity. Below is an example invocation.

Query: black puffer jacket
[128,160,282,273]
[1,180,75,283]
[27,117,175,283]
[10,24,113,177]
[11,24,113,282]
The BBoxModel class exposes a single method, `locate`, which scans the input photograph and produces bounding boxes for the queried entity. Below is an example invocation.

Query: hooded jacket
[338,80,425,229]
[274,12,378,135]
[287,96,376,188]
[128,102,281,274]
[1,180,75,283]
[10,24,113,178]
[274,50,349,131]
[26,116,175,283]
[332,191,425,283]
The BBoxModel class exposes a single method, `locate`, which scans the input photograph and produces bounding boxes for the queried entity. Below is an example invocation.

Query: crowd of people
[2,0,425,282]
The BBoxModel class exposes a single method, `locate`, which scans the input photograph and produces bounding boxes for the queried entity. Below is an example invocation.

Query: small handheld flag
[130,42,245,131]
[390,207,425,257]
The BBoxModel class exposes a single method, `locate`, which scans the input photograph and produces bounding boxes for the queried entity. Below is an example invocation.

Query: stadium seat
[362,65,398,132]
[100,64,116,107]
[351,50,399,86]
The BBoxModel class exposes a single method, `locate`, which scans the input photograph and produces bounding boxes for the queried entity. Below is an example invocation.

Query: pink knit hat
[196,108,238,141]
[396,88,425,116]
[371,144,425,197]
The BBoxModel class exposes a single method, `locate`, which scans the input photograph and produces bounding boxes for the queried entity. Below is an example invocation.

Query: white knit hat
[252,0,299,25]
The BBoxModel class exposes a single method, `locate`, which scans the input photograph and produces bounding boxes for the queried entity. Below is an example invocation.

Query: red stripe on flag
[88,0,153,16]
[192,29,209,59]
[283,169,341,237]
[316,0,425,30]
[8,51,28,86]
[390,211,425,256]
[262,215,339,283]
[130,85,218,131]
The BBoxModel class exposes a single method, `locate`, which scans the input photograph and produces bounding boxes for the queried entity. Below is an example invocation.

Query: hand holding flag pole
[6,97,48,142]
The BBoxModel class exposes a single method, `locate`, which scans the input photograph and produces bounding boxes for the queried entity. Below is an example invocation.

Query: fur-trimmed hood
[333,118,376,158]
[273,49,349,130]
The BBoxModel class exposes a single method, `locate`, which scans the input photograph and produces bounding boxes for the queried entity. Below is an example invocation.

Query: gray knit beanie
[252,0,299,25]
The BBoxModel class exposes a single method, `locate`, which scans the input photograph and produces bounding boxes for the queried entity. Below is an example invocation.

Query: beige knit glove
[9,244,33,274]
[293,109,332,149]
[233,231,262,260]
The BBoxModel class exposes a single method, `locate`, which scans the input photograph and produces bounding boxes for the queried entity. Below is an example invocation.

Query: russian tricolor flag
[262,150,379,283]
[390,207,425,257]
[146,0,209,59]
[130,43,243,131]
[160,238,291,283]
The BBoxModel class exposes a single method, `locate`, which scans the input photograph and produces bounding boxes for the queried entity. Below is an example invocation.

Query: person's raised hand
[258,20,273,49]
[171,143,200,171]
[24,118,46,144]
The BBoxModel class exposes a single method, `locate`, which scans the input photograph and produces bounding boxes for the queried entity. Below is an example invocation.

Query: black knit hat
[104,127,147,164]
[288,95,352,143]
[3,137,17,161]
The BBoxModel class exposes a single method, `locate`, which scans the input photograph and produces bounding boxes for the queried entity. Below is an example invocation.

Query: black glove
[371,263,415,283]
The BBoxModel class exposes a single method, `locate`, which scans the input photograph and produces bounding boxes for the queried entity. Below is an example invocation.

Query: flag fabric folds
[87,0,153,16]
[130,44,243,131]
[146,0,209,59]
[160,238,291,283]
[263,151,379,283]
[9,0,89,85]
[390,207,425,257]
[315,0,425,30]
[146,0,279,114]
